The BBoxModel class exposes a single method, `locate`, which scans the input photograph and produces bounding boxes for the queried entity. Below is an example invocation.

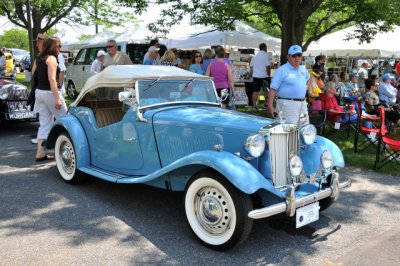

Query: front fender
[118,150,284,197]
[301,135,345,174]
[46,115,90,169]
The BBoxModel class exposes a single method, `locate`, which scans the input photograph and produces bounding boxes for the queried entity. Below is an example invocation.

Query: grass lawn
[17,72,399,176]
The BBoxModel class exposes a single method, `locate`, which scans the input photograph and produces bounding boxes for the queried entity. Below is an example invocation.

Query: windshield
[12,50,28,56]
[137,79,218,108]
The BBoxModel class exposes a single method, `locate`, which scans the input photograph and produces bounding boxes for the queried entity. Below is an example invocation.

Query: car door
[67,48,88,90]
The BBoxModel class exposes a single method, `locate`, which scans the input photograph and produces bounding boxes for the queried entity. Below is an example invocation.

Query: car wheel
[55,132,85,184]
[184,170,253,250]
[66,82,77,99]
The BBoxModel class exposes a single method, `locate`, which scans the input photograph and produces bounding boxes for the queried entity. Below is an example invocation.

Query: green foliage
[0,29,29,50]
[122,0,400,60]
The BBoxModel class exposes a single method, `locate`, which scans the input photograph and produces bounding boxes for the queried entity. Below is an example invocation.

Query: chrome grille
[268,125,299,187]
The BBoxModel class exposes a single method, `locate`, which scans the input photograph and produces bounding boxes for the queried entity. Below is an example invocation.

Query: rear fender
[46,115,90,168]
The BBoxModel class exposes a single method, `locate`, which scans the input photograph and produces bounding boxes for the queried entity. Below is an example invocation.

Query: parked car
[6,48,29,66]
[20,54,31,72]
[46,65,350,250]
[65,41,167,99]
[0,76,37,127]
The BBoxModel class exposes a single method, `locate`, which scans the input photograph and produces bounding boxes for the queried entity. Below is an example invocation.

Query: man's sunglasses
[107,45,115,48]
[291,53,302,58]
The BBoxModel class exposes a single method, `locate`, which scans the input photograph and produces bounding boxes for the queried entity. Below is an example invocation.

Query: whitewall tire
[55,133,85,184]
[184,170,253,250]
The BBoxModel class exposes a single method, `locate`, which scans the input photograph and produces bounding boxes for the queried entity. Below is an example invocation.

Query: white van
[65,41,167,99]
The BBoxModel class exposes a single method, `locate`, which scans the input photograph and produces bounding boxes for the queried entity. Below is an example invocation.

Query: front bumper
[248,173,351,219]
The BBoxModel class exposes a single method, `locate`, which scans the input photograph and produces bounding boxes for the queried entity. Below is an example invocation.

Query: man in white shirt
[249,43,271,110]
[143,39,161,65]
[58,53,66,96]
[357,61,369,95]
[91,50,107,75]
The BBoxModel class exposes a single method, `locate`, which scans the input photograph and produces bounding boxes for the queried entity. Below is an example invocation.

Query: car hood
[149,105,274,134]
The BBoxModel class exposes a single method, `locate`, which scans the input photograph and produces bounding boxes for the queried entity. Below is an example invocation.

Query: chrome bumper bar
[248,173,351,219]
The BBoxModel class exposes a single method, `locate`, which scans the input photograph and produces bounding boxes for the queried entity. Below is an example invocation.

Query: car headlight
[244,134,265,158]
[301,124,317,145]
[0,88,9,100]
[289,155,303,176]
[321,150,334,169]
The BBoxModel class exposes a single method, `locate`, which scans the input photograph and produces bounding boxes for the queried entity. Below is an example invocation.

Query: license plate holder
[296,201,320,228]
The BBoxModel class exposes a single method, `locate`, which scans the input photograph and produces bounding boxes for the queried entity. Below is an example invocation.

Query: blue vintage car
[46,65,350,250]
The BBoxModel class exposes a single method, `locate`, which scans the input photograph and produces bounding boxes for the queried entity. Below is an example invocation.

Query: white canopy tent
[306,26,400,58]
[163,21,281,53]
[65,30,119,53]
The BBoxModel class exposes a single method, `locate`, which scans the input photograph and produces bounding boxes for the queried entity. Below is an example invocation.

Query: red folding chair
[320,93,357,138]
[375,106,400,169]
[354,98,381,153]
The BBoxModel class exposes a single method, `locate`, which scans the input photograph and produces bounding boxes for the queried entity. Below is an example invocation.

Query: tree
[127,0,400,64]
[0,29,29,50]
[0,0,144,57]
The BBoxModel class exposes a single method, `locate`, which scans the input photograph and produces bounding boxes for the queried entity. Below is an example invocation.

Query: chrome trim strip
[248,175,351,220]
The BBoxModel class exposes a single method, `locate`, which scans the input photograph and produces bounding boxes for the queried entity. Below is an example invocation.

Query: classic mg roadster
[46,65,350,250]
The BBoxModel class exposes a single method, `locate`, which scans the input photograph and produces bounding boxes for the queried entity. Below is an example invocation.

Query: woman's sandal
[35,154,54,162]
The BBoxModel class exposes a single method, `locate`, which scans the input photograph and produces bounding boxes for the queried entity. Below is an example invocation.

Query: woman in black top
[34,36,67,162]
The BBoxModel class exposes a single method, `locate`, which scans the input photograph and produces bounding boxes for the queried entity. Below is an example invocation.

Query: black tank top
[37,56,60,91]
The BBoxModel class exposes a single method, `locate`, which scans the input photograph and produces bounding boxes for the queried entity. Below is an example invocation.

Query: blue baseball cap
[288,45,302,55]
[382,73,395,81]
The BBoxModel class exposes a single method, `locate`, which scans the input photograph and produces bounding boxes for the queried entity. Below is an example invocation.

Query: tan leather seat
[95,108,124,128]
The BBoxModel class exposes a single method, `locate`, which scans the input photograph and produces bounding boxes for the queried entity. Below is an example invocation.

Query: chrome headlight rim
[321,150,334,169]
[0,89,9,100]
[289,155,303,177]
[244,133,266,158]
[300,124,317,145]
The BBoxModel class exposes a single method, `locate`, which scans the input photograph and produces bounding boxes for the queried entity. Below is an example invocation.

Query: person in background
[91,50,107,75]
[267,45,310,125]
[330,73,345,103]
[307,70,324,103]
[395,60,400,77]
[382,60,393,74]
[378,73,397,107]
[34,36,67,162]
[170,48,184,68]
[313,55,326,80]
[250,43,271,111]
[364,78,400,126]
[144,46,160,65]
[206,46,235,108]
[102,39,133,69]
[188,51,205,74]
[0,50,5,76]
[243,55,254,109]
[57,50,66,96]
[326,57,336,79]
[323,81,357,123]
[143,39,161,64]
[160,50,176,66]
[201,48,214,73]
[357,61,369,95]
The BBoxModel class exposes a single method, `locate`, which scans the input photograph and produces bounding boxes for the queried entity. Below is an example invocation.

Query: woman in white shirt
[91,50,107,75]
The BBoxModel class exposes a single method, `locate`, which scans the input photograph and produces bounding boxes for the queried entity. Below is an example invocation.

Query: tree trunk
[271,0,321,65]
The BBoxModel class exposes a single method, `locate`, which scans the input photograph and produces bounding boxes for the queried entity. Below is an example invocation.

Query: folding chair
[320,93,357,138]
[354,98,381,153]
[375,106,400,169]
[308,96,327,135]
